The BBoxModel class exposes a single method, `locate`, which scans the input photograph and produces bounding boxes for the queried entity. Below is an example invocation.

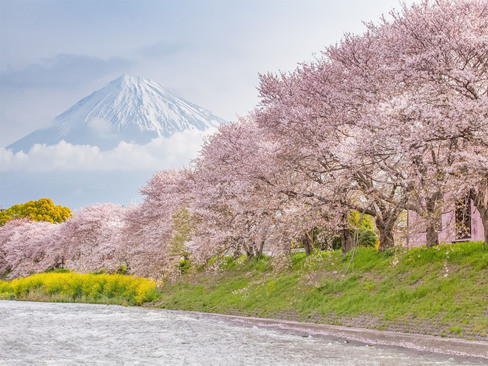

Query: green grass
[157,242,488,339]
[1,242,486,339]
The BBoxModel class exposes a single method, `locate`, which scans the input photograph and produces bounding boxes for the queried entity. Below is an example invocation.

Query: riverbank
[4,301,485,365]
[1,242,487,346]
[190,311,488,360]
[153,242,488,342]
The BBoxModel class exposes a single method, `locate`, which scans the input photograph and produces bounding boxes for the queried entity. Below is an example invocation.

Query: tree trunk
[425,194,441,248]
[245,246,254,259]
[376,223,394,252]
[303,232,312,256]
[484,218,488,247]
[426,223,439,248]
[341,228,354,253]
[256,240,265,260]
[478,208,488,247]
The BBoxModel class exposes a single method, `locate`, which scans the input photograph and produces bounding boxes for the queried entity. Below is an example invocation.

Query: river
[0,301,485,365]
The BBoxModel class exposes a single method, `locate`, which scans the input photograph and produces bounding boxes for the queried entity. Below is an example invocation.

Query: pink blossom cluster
[254,0,488,250]
[1,0,487,279]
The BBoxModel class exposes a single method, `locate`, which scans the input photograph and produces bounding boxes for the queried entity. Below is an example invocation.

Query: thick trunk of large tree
[476,205,488,247]
[303,230,313,256]
[425,194,442,247]
[378,228,394,251]
[426,224,439,247]
[341,228,354,253]
[244,245,254,260]
[376,220,395,252]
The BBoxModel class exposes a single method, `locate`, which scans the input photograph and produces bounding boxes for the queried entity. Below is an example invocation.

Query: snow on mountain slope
[7,74,227,152]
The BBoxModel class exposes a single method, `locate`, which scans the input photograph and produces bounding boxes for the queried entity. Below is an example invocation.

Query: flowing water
[0,301,484,365]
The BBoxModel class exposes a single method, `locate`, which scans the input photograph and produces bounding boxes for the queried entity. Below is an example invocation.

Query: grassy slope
[156,242,488,340]
[1,242,486,340]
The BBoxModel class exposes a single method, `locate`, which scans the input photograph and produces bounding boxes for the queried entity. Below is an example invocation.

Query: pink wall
[406,210,426,247]
[407,200,485,247]
[469,202,485,242]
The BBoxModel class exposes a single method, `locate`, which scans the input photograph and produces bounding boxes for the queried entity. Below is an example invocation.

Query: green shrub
[116,265,129,275]
[179,257,192,274]
[358,228,378,247]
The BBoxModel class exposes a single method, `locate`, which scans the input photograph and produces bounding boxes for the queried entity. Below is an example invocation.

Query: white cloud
[0,128,214,172]
[87,117,115,136]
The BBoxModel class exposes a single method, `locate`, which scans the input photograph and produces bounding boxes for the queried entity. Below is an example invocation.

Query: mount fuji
[1,75,228,209]
[7,74,227,152]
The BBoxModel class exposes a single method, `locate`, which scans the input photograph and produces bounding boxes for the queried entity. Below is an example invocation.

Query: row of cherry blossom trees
[1,0,486,279]
[254,0,488,249]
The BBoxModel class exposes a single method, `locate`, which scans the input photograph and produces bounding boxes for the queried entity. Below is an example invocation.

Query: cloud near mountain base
[1,128,214,172]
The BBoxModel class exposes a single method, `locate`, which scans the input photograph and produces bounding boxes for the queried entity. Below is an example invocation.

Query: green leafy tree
[0,198,72,226]
[348,210,378,247]
[348,210,375,231]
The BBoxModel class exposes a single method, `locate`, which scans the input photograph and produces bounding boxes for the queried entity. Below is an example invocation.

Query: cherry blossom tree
[0,218,61,278]
[188,118,283,263]
[256,0,488,249]
[3,0,487,280]
[371,0,488,244]
[256,41,411,251]
[127,169,193,278]
[58,203,128,273]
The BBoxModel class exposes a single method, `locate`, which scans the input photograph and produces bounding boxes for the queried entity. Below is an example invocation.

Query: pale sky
[0,0,414,147]
[0,0,418,208]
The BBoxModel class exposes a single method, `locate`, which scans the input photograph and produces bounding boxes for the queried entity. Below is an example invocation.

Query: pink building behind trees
[408,200,486,247]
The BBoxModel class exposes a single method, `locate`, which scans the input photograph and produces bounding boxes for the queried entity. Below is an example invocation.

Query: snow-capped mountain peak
[7,75,227,152]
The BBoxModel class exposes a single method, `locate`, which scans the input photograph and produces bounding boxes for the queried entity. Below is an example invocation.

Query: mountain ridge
[7,74,226,152]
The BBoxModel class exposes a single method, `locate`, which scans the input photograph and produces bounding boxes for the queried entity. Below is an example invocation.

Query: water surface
[0,301,484,365]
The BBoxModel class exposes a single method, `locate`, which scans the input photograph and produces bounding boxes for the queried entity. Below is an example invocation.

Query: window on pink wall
[455,197,471,240]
